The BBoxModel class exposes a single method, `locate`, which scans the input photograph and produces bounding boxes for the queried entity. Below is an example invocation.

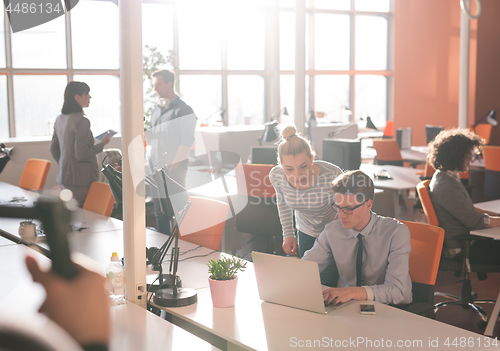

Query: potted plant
[207,256,247,308]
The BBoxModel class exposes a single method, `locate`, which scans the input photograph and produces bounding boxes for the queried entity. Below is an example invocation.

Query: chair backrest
[470,124,494,145]
[235,164,275,198]
[416,180,439,226]
[483,145,500,172]
[83,182,115,217]
[18,158,51,191]
[372,139,403,162]
[422,158,436,179]
[402,220,444,286]
[179,196,229,251]
[383,120,394,138]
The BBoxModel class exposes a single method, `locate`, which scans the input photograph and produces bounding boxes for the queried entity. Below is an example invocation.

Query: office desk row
[1,182,497,350]
[0,182,221,351]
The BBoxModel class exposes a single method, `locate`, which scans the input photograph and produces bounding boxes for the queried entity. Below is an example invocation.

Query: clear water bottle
[106,252,125,305]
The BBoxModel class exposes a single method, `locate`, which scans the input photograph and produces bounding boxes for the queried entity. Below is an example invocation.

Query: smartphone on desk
[360,304,376,315]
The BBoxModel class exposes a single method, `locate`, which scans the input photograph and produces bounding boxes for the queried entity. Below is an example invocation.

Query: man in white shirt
[303,170,412,305]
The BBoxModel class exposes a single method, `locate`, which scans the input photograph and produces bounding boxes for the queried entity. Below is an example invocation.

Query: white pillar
[119,0,147,308]
[294,0,306,134]
[458,5,470,129]
[458,0,481,128]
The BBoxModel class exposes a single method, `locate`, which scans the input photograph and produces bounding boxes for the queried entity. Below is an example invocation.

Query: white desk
[471,200,500,239]
[0,240,221,351]
[475,199,500,214]
[154,259,495,351]
[470,200,500,337]
[360,164,421,220]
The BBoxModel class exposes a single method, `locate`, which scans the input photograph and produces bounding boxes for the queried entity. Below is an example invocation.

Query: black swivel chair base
[434,269,496,328]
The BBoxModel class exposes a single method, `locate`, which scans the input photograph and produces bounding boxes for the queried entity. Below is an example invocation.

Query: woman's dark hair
[428,128,483,172]
[61,81,90,114]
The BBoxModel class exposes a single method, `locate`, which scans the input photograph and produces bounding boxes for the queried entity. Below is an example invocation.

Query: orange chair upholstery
[235,164,276,198]
[483,145,500,199]
[416,158,436,180]
[235,164,282,254]
[416,180,439,226]
[383,120,394,138]
[402,220,444,317]
[483,145,500,172]
[403,221,444,287]
[18,158,51,191]
[470,124,494,145]
[372,139,403,166]
[83,182,115,217]
[179,196,228,251]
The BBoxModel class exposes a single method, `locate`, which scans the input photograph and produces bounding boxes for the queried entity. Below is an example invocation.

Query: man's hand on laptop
[323,287,368,305]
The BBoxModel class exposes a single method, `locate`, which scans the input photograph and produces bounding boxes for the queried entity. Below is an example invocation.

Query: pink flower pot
[208,276,238,308]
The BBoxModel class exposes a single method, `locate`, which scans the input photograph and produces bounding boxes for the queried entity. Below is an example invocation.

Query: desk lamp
[202,108,226,127]
[365,116,378,130]
[472,109,497,132]
[277,107,289,123]
[146,167,197,307]
[0,143,25,174]
[258,120,279,146]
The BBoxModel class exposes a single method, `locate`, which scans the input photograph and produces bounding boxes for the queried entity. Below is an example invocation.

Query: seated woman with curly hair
[429,128,500,264]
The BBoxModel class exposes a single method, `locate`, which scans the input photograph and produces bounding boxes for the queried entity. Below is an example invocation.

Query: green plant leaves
[207,256,247,281]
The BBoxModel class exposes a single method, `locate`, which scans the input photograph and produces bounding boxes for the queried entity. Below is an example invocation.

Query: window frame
[0,0,393,137]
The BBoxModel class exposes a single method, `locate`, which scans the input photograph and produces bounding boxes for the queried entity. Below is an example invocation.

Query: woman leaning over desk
[50,81,112,206]
[269,126,342,284]
[429,128,500,265]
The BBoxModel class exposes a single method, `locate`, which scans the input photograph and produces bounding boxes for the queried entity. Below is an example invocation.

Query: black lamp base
[153,287,197,307]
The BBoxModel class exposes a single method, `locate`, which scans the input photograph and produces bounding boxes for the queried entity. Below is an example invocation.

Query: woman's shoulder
[269,165,286,184]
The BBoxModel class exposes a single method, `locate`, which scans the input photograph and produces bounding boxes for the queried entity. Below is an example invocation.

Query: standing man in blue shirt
[148,70,196,234]
[303,170,412,305]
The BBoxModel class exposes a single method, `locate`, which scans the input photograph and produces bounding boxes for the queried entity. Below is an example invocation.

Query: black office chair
[235,164,283,255]
[417,180,499,328]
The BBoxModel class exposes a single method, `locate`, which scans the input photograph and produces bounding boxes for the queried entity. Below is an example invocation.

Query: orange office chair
[18,158,51,191]
[83,182,115,217]
[470,124,494,145]
[416,180,439,226]
[416,158,436,180]
[235,164,283,254]
[482,145,500,199]
[382,120,394,138]
[179,196,229,251]
[417,180,498,327]
[401,220,444,318]
[372,139,403,166]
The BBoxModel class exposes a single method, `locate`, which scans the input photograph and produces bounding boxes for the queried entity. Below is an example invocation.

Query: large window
[0,0,120,138]
[0,0,392,137]
[279,1,393,128]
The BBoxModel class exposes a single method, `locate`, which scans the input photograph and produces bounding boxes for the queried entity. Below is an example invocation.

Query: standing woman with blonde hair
[269,126,342,284]
[50,81,112,206]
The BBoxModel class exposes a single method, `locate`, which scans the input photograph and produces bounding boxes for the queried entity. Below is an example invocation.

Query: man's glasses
[332,200,367,215]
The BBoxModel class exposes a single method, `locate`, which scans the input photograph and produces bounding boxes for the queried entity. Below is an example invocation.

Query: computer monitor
[251,146,278,165]
[426,125,444,144]
[322,139,361,171]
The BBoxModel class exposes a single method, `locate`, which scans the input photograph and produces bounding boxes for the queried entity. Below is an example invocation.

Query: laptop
[252,251,353,314]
